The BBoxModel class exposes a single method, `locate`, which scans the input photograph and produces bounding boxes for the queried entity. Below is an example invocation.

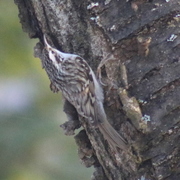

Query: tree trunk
[14,0,180,179]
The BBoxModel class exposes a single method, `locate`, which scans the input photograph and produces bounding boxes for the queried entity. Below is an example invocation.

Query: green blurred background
[0,1,93,179]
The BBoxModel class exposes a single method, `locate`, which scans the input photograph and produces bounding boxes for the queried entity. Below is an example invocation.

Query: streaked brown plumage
[43,35,128,150]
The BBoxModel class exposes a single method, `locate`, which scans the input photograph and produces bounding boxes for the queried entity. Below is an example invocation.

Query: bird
[43,35,128,150]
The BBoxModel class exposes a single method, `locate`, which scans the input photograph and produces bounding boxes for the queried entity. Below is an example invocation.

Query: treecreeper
[43,35,128,151]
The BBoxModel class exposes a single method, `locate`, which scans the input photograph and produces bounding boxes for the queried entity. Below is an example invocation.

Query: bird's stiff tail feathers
[98,120,128,150]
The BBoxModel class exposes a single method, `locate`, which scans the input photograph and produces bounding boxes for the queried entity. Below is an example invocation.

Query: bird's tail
[98,120,128,150]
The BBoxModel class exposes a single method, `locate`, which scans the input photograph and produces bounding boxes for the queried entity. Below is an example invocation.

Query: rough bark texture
[14,0,180,180]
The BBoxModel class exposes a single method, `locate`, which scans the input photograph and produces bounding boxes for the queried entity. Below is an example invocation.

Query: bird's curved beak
[44,35,51,51]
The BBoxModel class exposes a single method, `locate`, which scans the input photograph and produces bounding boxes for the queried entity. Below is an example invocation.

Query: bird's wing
[60,56,128,150]
[60,56,98,125]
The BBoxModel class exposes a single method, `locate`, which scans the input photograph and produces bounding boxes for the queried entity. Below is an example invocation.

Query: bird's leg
[97,53,116,86]
[50,82,59,93]
[60,99,81,135]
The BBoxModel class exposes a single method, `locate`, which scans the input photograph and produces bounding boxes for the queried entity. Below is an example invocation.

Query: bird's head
[44,35,62,69]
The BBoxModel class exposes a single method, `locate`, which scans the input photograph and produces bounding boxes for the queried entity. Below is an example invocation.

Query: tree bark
[14,0,180,180]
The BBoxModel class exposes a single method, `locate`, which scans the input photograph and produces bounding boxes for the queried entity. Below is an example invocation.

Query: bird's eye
[52,51,55,54]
